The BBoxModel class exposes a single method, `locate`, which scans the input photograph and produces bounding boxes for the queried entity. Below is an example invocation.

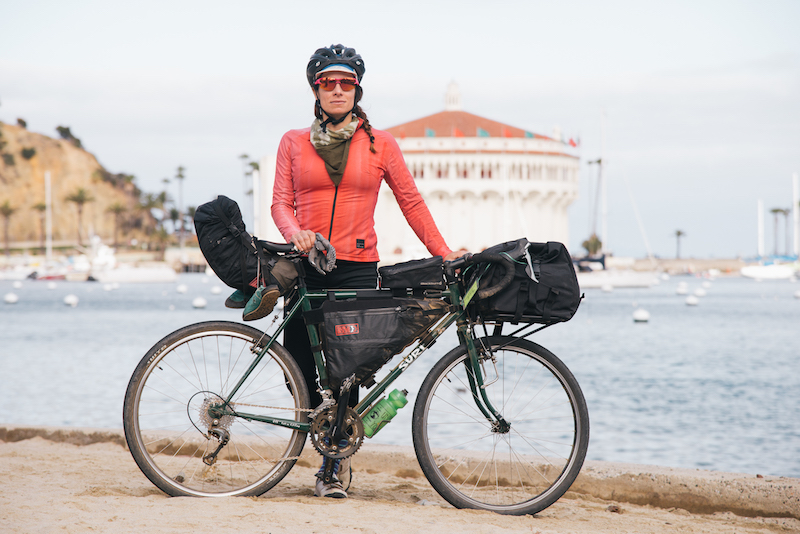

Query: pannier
[378,256,445,294]
[468,238,581,325]
[304,296,449,390]
[194,195,297,294]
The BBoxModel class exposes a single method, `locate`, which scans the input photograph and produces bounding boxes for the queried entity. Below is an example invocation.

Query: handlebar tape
[466,252,516,301]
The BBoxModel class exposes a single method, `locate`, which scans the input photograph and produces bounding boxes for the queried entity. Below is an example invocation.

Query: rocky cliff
[0,122,144,248]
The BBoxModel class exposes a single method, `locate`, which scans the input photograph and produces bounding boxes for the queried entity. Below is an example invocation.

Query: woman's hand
[444,249,470,262]
[290,230,318,253]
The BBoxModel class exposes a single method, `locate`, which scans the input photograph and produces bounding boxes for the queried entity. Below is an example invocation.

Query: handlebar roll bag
[470,238,581,325]
[304,297,448,390]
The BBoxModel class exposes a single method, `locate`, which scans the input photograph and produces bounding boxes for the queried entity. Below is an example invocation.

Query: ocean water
[1,273,798,477]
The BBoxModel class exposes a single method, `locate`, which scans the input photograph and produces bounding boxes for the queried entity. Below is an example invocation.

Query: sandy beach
[0,425,797,534]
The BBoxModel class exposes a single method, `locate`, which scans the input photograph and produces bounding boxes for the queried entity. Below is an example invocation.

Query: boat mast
[793,172,799,257]
[597,109,608,255]
[45,170,53,265]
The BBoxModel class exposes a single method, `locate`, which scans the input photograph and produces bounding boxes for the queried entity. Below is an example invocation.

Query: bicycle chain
[233,402,314,413]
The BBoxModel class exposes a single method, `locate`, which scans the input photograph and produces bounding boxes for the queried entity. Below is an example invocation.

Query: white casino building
[255,84,580,263]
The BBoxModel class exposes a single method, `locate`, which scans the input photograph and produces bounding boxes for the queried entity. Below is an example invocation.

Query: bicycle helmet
[306,44,365,88]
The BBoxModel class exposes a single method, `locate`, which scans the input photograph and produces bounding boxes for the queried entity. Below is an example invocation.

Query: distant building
[255,83,580,263]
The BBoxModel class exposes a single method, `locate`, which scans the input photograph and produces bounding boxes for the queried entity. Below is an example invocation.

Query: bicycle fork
[458,323,510,433]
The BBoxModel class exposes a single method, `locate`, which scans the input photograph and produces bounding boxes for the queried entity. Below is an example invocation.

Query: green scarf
[310,116,359,186]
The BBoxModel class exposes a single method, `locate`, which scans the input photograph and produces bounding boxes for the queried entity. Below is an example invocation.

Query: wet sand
[1,425,797,533]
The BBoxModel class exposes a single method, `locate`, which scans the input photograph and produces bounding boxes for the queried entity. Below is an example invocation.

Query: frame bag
[471,238,581,325]
[305,297,449,390]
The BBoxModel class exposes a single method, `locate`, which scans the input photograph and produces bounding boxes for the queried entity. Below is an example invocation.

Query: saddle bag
[470,238,581,325]
[194,195,297,294]
[304,296,449,390]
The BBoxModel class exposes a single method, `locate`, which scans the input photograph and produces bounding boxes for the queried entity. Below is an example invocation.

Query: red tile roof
[385,110,551,140]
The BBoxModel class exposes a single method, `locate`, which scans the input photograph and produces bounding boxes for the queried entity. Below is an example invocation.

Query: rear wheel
[412,336,589,515]
[123,321,310,497]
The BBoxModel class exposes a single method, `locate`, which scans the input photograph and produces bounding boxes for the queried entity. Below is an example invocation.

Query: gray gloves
[308,232,337,275]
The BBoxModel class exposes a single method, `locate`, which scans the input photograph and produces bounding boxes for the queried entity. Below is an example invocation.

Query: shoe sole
[224,297,246,309]
[243,289,280,321]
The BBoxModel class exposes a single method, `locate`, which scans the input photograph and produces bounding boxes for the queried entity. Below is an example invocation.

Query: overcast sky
[1,0,798,259]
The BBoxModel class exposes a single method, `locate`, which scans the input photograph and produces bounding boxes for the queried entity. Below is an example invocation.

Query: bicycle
[122,241,589,516]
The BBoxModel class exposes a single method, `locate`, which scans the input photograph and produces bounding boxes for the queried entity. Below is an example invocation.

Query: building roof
[385,110,552,140]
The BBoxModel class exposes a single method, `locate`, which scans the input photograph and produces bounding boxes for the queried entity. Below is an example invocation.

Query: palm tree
[32,202,46,254]
[780,208,791,256]
[769,208,782,256]
[106,202,127,247]
[581,233,602,256]
[169,207,180,235]
[1,200,17,257]
[675,230,686,259]
[65,188,95,246]
[175,166,185,246]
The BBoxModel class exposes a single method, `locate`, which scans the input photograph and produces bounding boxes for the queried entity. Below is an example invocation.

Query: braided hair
[314,86,377,154]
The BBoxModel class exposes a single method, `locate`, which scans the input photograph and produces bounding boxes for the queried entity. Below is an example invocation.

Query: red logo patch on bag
[335,323,359,336]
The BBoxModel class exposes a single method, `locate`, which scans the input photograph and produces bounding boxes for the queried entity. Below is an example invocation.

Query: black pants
[284,259,378,408]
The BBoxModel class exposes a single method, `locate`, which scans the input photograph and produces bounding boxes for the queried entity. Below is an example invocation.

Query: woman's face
[315,71,357,120]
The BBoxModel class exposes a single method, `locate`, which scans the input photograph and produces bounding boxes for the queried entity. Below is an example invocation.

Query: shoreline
[2,425,798,527]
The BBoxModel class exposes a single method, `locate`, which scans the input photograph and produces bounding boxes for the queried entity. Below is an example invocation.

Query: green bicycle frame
[218,278,507,433]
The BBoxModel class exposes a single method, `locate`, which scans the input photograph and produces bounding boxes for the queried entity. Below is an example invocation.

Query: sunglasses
[314,77,359,92]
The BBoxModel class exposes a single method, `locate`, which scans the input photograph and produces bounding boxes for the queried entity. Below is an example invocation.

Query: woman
[271,44,465,498]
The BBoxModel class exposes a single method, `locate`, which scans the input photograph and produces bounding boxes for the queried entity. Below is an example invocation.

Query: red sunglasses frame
[314,77,360,91]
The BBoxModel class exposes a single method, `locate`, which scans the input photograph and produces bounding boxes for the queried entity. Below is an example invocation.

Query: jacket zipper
[327,184,339,242]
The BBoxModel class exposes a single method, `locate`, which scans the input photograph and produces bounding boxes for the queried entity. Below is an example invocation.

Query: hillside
[0,121,146,249]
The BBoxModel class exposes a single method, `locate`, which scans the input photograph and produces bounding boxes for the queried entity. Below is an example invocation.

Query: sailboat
[573,120,660,290]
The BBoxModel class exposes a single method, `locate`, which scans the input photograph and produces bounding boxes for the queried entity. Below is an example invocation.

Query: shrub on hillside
[21,148,36,160]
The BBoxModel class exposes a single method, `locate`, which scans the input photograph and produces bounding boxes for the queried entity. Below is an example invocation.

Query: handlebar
[257,239,297,254]
[445,251,516,301]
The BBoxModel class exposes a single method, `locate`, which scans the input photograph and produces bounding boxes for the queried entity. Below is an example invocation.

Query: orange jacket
[271,123,452,262]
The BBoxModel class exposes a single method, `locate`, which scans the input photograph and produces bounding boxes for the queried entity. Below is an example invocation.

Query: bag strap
[513,279,528,324]
[541,286,559,323]
[212,201,253,292]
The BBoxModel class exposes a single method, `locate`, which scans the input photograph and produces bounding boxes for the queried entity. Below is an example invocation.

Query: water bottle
[362,389,408,438]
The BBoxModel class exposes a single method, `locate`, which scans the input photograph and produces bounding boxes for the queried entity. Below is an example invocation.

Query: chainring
[309,406,364,459]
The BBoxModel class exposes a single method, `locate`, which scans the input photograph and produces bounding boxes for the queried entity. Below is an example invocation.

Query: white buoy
[12,280,22,289]
[103,283,114,291]
[702,281,712,289]
[601,284,613,293]
[192,297,207,309]
[686,295,699,306]
[168,304,176,311]
[202,277,209,284]
[64,294,79,307]
[676,282,688,295]
[694,288,707,297]
[794,290,800,299]
[47,281,57,290]
[210,286,222,295]
[632,308,650,323]
[176,284,188,294]
[4,292,19,304]
[204,266,214,277]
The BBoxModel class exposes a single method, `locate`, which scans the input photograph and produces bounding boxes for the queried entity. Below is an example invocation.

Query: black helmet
[306,44,365,88]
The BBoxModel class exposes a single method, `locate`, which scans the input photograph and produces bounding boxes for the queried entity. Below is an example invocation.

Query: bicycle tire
[412,336,589,515]
[123,321,310,497]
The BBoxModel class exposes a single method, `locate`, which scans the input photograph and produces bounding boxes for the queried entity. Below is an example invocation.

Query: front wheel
[412,336,589,515]
[123,321,310,497]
